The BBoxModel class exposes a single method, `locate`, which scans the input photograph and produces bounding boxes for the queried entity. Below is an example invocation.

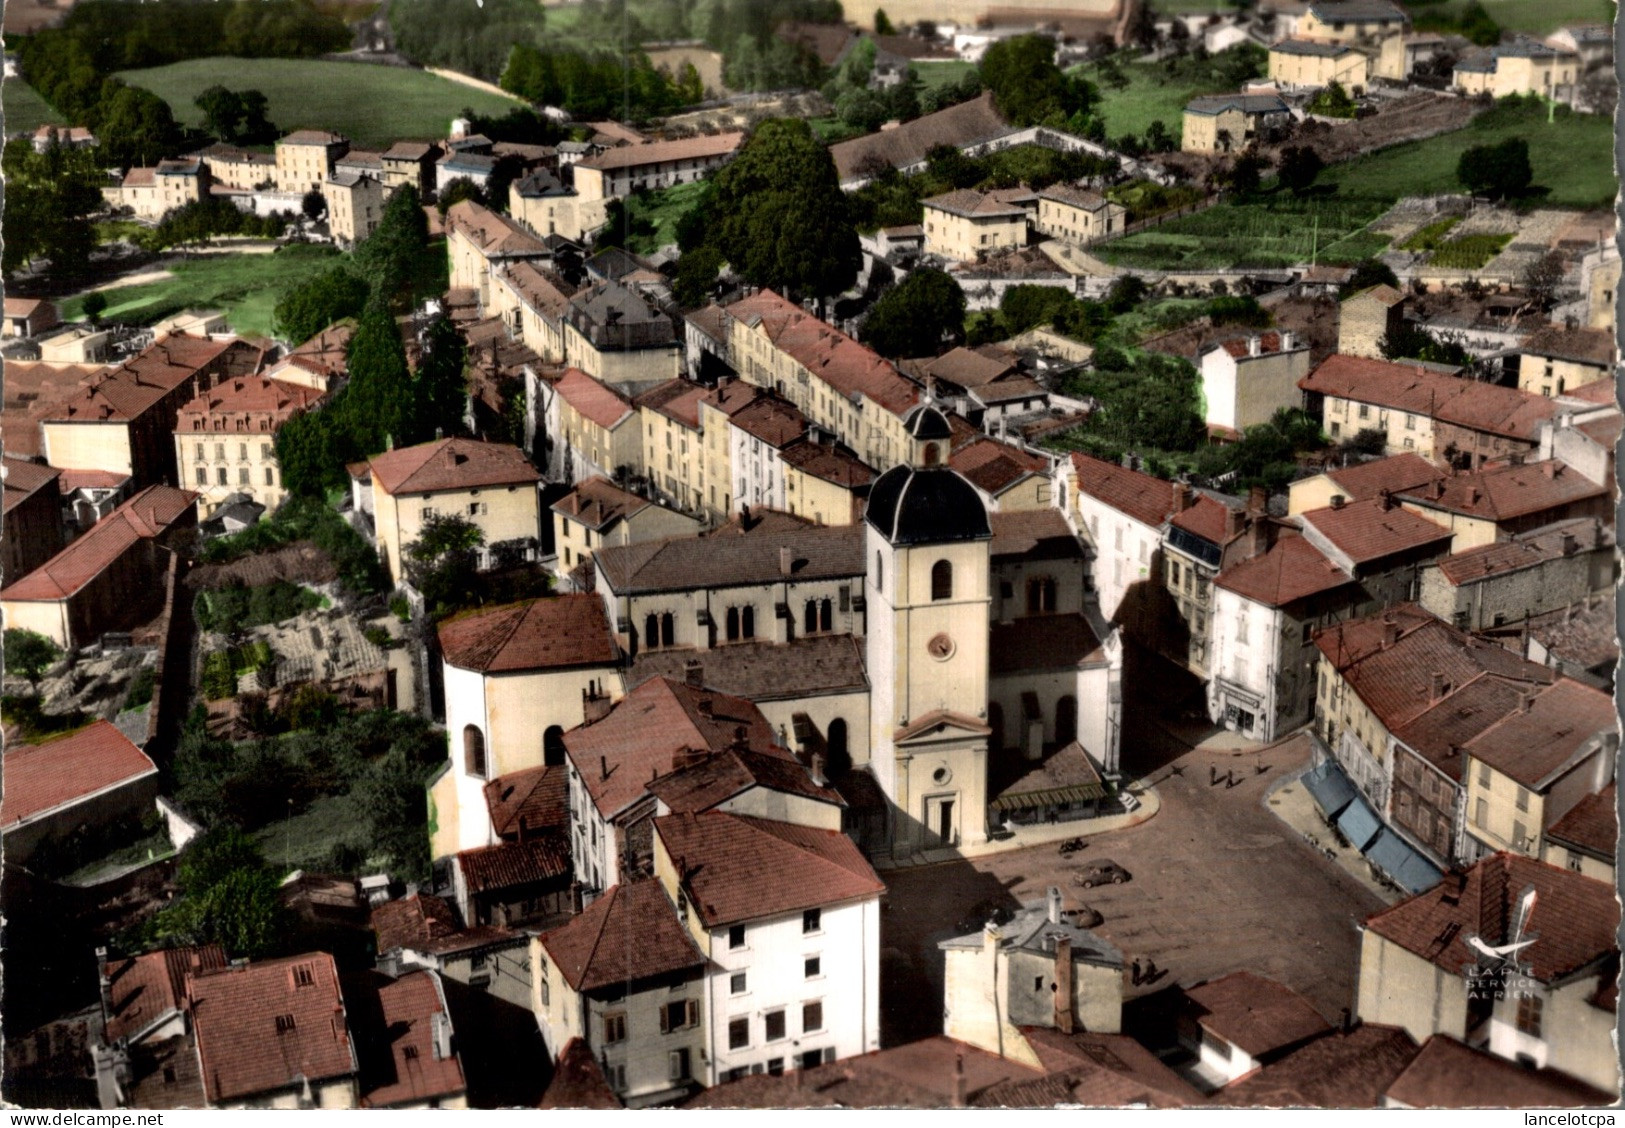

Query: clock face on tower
[927,632,955,661]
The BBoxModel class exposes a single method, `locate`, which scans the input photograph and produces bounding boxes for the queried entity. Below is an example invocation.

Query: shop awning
[990,783,1108,812]
[1336,795,1382,852]
[1303,759,1357,818]
[1366,829,1444,894]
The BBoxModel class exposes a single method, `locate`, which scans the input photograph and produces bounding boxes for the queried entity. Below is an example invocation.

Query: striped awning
[991,783,1108,811]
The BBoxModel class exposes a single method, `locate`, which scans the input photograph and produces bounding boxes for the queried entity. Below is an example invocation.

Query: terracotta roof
[1271,36,1360,56]
[907,345,1020,391]
[1385,1035,1616,1108]
[1460,677,1615,789]
[188,953,357,1104]
[538,879,706,993]
[777,437,875,488]
[481,765,568,840]
[366,437,538,496]
[989,507,1079,561]
[554,367,635,431]
[1397,460,1605,522]
[635,378,708,430]
[357,971,466,1108]
[1072,451,1190,528]
[103,946,227,1046]
[1169,494,1243,545]
[1299,497,1453,567]
[646,745,844,814]
[1366,852,1618,983]
[1204,330,1296,360]
[121,168,156,187]
[1520,324,1614,367]
[1214,532,1355,607]
[1,485,196,603]
[57,469,131,493]
[371,894,519,958]
[577,131,742,173]
[722,290,920,415]
[496,261,575,322]
[628,633,869,702]
[595,518,864,594]
[1214,1024,1418,1108]
[1000,1029,1203,1108]
[951,437,1046,496]
[1435,518,1609,585]
[3,456,61,513]
[456,837,572,894]
[1037,183,1114,211]
[541,1038,621,1108]
[4,296,53,318]
[281,130,347,146]
[993,740,1103,803]
[550,476,651,532]
[278,322,354,379]
[124,1034,206,1109]
[1389,674,1527,777]
[728,392,808,447]
[990,613,1106,675]
[565,677,780,819]
[48,335,260,425]
[1183,972,1332,1059]
[830,91,1010,182]
[1565,379,1617,405]
[1543,782,1616,862]
[1186,93,1290,115]
[444,199,548,258]
[176,375,324,427]
[922,188,1028,220]
[655,811,884,926]
[438,594,617,675]
[2,360,106,458]
[382,141,434,160]
[1325,453,1447,502]
[1301,355,1559,442]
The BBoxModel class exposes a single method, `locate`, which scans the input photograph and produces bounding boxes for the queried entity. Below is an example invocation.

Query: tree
[1126,2,1157,49]
[150,826,290,959]
[1379,324,1473,368]
[1340,258,1400,298]
[273,265,369,345]
[1228,153,1265,194]
[861,267,967,357]
[195,85,246,141]
[301,189,326,221]
[1305,80,1355,118]
[2,139,104,280]
[874,7,894,33]
[342,300,415,454]
[979,34,1092,126]
[1143,119,1174,153]
[4,629,62,688]
[436,176,486,215]
[354,185,430,304]
[1520,251,1567,313]
[673,244,725,308]
[1457,137,1532,199]
[1000,283,1076,334]
[404,514,485,617]
[704,118,860,300]
[81,291,108,324]
[408,314,470,444]
[1276,145,1323,194]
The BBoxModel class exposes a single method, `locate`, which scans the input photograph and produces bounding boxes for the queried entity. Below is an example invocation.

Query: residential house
[830,91,1012,187]
[1512,325,1612,397]
[571,132,744,203]
[1033,184,1128,246]
[1417,517,1614,630]
[725,389,810,515]
[359,437,542,584]
[323,171,386,249]
[2,457,63,582]
[371,893,531,1010]
[451,836,574,933]
[41,334,264,490]
[694,378,767,522]
[276,130,350,194]
[531,880,708,1106]
[1177,971,1334,1088]
[92,945,228,1109]
[652,810,885,1084]
[435,150,499,194]
[682,304,733,383]
[189,142,275,191]
[380,141,440,195]
[265,322,354,392]
[445,200,551,310]
[939,889,1124,1071]
[1394,459,1610,549]
[1372,32,1450,81]
[37,325,111,364]
[0,485,198,648]
[1211,1025,1421,1107]
[560,280,682,395]
[922,188,1029,262]
[31,124,96,152]
[3,296,58,339]
[1181,93,1293,153]
[1288,451,1446,515]
[101,159,210,221]
[1544,24,1613,69]
[551,475,702,579]
[1577,242,1618,330]
[1162,490,1248,676]
[488,260,575,365]
[549,367,639,485]
[1454,36,1579,100]
[950,436,1053,511]
[1268,39,1372,90]
[1198,330,1311,435]
[173,374,324,517]
[430,594,623,861]
[636,378,710,514]
[509,170,606,245]
[779,436,875,527]
[1539,782,1615,885]
[1297,0,1409,42]
[1383,1035,1615,1108]
[352,970,469,1110]
[1337,285,1406,358]
[1061,452,1186,633]
[0,721,159,866]
[1355,853,1618,1094]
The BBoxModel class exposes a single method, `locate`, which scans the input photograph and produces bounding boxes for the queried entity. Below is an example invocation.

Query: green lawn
[808,116,867,143]
[1072,48,1266,144]
[1410,0,1613,35]
[3,79,64,136]
[252,794,367,872]
[59,245,345,337]
[115,58,521,149]
[1099,98,1615,270]
[913,60,978,93]
[623,179,709,254]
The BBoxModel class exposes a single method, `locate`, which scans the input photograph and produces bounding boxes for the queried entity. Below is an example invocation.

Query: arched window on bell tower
[931,559,953,601]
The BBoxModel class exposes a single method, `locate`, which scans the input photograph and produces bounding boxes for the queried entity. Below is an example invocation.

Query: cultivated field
[114,58,521,149]
[3,79,63,136]
[1415,0,1613,35]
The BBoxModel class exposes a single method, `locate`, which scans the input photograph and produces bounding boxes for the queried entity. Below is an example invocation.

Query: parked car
[1074,860,1131,887]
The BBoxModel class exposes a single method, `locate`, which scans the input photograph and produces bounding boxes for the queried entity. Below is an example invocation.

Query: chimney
[1518,687,1536,713]
[1430,671,1446,701]
[1340,1007,1353,1033]
[583,687,613,724]
[1248,335,1261,358]
[952,1052,968,1109]
[1378,488,1394,511]
[1225,505,1246,539]
[1247,484,1268,516]
[1543,461,1559,478]
[1279,330,1295,351]
[1172,480,1192,513]
[599,755,609,780]
[810,749,827,786]
[431,1012,453,1061]
[779,546,793,576]
[1248,515,1272,559]
[697,697,714,719]
[1381,617,1400,648]
[1466,486,1480,506]
[740,504,752,529]
[1330,494,1346,510]
[1053,936,1075,1034]
[684,658,703,688]
[1561,532,1578,555]
[1047,885,1063,924]
[1433,479,1446,499]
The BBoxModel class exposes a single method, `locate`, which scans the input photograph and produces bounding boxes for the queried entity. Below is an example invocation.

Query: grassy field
[1072,48,1266,144]
[808,116,867,143]
[913,60,978,93]
[59,246,345,337]
[3,78,63,136]
[622,179,708,254]
[115,58,521,149]
[1100,98,1615,270]
[1410,0,1613,34]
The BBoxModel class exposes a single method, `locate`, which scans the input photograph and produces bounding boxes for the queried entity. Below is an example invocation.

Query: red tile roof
[437,594,618,673]
[176,375,324,428]
[1397,460,1605,522]
[1520,324,1614,367]
[1208,331,1294,360]
[455,837,572,894]
[564,677,780,819]
[627,633,870,702]
[829,91,1009,183]
[722,290,920,416]
[922,187,1028,219]
[1346,283,1406,307]
[538,879,706,992]
[595,516,864,594]
[646,745,843,814]
[655,811,885,927]
[908,345,1020,390]
[1435,518,1609,584]
[444,199,547,258]
[1,360,105,458]
[540,1038,621,1109]
[989,507,1080,560]
[103,946,227,1046]
[951,437,1046,496]
[277,322,354,381]
[728,393,808,447]
[1070,452,1184,529]
[484,765,568,840]
[999,1029,1202,1108]
[48,335,261,424]
[1168,494,1243,545]
[1299,497,1453,566]
[1460,677,1616,789]
[1385,1035,1616,1108]
[1543,782,1616,861]
[1183,972,1332,1059]
[358,971,466,1108]
[1367,853,1618,983]
[1324,452,1447,501]
[1213,1024,1418,1108]
[1388,674,1527,777]
[554,367,635,431]
[1301,355,1560,441]
[577,131,743,172]
[3,456,61,514]
[367,437,539,496]
[1,487,199,604]
[0,720,157,828]
[281,130,347,146]
[778,437,875,488]
[1214,532,1355,607]
[497,261,575,322]
[989,613,1106,675]
[635,378,708,430]
[188,953,357,1104]
[371,894,519,958]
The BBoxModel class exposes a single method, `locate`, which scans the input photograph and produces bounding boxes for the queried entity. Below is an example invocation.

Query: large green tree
[355,185,431,304]
[861,268,967,358]
[704,118,861,300]
[1457,137,1532,200]
[273,265,369,345]
[2,139,103,280]
[4,629,63,688]
[979,34,1093,126]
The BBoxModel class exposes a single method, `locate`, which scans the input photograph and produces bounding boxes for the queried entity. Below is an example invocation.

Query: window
[803,1000,824,1032]
[669,1049,691,1083]
[603,1012,626,1044]
[216,467,229,485]
[1477,761,1490,788]
[931,560,953,601]
[765,1009,786,1041]
[803,908,821,934]
[805,956,821,978]
[196,467,208,485]
[261,443,272,459]
[1170,562,1182,587]
[265,467,275,486]
[1515,786,1529,812]
[463,725,486,778]
[239,467,250,485]
[1475,797,1488,828]
[215,443,225,460]
[1512,820,1527,849]
[730,972,747,995]
[660,999,698,1032]
[275,1014,297,1034]
[729,924,746,949]
[1516,994,1543,1038]
[1358,404,1370,420]
[194,443,204,461]
[1404,414,1415,431]
[1568,852,1584,872]
[767,1058,784,1076]
[728,1017,749,1050]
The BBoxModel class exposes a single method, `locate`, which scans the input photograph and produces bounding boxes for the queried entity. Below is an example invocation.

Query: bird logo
[1465,885,1538,975]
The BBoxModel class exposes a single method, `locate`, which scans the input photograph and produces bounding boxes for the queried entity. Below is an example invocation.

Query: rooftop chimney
[1519,687,1536,713]
[779,546,793,576]
[684,658,703,688]
[1543,461,1559,478]
[1330,494,1346,510]
[1280,330,1295,352]
[1172,480,1192,513]
[1248,335,1261,358]
[952,1052,968,1108]
[1247,484,1268,517]
[697,697,714,719]
[1248,514,1272,559]
[1466,486,1480,505]
[1382,618,1400,649]
[1225,505,1246,539]
[810,749,827,787]
[1561,532,1578,556]
[599,755,609,780]
[1053,935,1075,1035]
[1431,671,1447,701]
[1378,488,1394,511]
[1047,885,1063,924]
